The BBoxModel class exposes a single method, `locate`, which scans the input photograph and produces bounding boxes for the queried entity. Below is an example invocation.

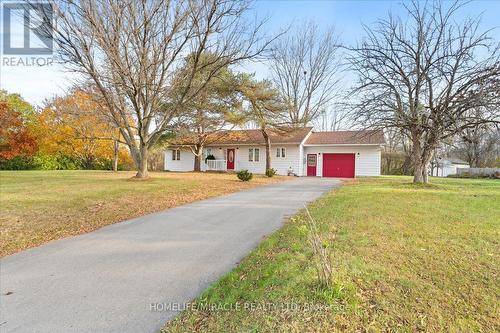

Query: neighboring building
[164,127,385,178]
[430,157,470,177]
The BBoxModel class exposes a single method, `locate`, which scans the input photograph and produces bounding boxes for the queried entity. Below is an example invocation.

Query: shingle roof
[171,127,313,146]
[304,130,385,145]
[170,128,386,146]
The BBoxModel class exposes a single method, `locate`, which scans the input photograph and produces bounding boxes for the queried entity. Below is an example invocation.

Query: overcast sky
[1,0,499,107]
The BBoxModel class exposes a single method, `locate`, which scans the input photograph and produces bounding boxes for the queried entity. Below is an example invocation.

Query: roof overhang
[204,142,302,146]
[302,143,384,147]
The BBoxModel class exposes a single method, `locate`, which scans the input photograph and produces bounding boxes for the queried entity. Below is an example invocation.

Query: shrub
[33,154,80,170]
[32,154,59,170]
[0,156,36,170]
[237,169,253,181]
[265,168,277,177]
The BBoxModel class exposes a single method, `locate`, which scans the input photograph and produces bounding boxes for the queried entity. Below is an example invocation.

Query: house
[430,157,470,177]
[164,127,385,177]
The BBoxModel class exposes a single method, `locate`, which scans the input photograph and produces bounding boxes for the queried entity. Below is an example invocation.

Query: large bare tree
[349,0,500,183]
[269,21,342,127]
[41,0,273,177]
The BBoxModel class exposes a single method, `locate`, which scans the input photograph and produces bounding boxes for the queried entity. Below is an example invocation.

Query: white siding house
[163,149,195,172]
[164,128,385,177]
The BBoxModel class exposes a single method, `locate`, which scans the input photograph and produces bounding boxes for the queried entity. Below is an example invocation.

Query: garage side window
[172,149,181,160]
[248,148,253,162]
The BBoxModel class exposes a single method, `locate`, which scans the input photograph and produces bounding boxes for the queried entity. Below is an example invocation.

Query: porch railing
[205,159,227,172]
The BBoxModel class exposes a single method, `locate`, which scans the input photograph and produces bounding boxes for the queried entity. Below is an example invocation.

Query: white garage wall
[164,149,195,172]
[303,145,382,176]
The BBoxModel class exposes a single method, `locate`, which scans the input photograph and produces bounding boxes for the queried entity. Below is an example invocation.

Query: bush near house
[265,168,277,177]
[237,170,253,181]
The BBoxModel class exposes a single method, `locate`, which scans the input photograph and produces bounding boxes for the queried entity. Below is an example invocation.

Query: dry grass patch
[0,170,287,256]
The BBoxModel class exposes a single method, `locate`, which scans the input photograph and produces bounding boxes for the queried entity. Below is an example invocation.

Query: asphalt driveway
[0,177,341,333]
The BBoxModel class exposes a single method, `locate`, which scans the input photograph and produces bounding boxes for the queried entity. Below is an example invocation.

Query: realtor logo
[2,2,53,55]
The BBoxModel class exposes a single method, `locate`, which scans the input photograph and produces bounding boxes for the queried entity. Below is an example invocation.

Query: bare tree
[348,0,500,183]
[451,112,500,167]
[41,0,273,178]
[317,105,349,131]
[269,21,342,127]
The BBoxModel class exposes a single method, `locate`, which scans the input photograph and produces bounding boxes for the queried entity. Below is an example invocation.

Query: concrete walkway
[0,177,341,333]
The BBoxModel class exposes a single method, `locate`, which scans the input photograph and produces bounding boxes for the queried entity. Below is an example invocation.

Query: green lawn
[0,170,285,256]
[163,177,500,332]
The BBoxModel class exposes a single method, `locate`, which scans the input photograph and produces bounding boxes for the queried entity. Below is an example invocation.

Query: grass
[0,170,286,257]
[163,176,500,332]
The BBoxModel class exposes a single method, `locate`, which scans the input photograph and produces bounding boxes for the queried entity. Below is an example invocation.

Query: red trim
[322,153,355,178]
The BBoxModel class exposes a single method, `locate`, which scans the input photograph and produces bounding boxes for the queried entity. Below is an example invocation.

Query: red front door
[322,153,355,178]
[227,149,235,170]
[307,154,317,176]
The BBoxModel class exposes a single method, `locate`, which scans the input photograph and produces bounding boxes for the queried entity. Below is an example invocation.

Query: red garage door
[322,153,355,178]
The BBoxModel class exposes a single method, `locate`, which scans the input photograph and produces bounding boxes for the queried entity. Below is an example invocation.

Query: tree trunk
[422,164,429,183]
[135,145,149,178]
[413,161,425,183]
[113,140,119,172]
[411,134,425,183]
[193,144,203,172]
[262,129,271,171]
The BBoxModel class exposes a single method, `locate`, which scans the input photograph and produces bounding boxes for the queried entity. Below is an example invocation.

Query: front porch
[204,159,228,172]
[202,147,238,172]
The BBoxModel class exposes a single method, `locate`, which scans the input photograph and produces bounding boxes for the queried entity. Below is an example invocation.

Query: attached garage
[322,153,355,178]
[302,130,385,177]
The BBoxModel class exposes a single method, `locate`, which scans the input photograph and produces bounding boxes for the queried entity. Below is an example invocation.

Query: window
[172,149,181,160]
[204,148,212,158]
[307,154,317,166]
[276,147,286,158]
[248,148,260,162]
